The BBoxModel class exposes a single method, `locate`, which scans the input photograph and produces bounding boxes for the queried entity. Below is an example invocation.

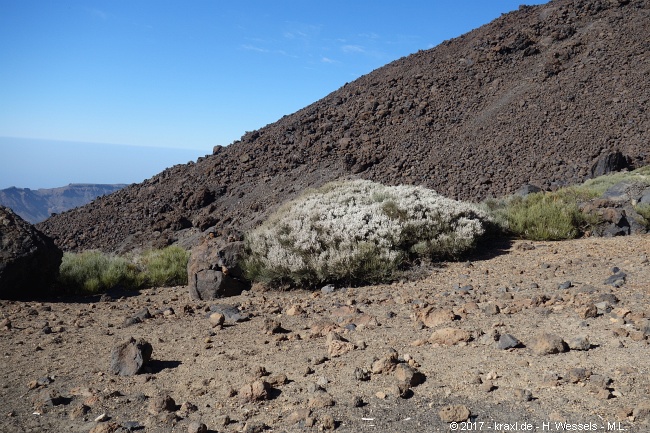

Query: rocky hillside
[0,184,126,224]
[38,0,650,253]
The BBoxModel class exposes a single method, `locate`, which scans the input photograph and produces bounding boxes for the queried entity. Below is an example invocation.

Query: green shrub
[634,203,650,230]
[242,179,492,287]
[58,245,189,294]
[136,245,190,287]
[59,251,138,294]
[484,165,650,240]
[500,192,587,240]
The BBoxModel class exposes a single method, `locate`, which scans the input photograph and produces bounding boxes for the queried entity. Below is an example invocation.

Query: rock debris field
[1,235,649,432]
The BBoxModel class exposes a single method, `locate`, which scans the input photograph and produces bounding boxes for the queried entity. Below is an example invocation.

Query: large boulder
[0,206,62,299]
[590,151,630,178]
[187,237,250,300]
[580,181,650,236]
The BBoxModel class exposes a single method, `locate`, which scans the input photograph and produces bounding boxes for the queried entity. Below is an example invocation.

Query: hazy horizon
[0,136,207,190]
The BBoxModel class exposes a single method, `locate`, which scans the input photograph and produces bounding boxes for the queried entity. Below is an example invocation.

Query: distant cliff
[0,184,127,224]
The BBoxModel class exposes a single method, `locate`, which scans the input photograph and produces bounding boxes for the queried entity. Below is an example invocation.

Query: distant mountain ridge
[0,184,127,224]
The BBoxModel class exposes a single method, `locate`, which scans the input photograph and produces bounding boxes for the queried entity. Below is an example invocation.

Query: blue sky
[0,0,548,189]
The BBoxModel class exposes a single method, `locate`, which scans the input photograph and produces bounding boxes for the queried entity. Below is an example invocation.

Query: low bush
[497,191,597,241]
[483,166,650,240]
[59,251,139,294]
[135,245,190,287]
[58,245,189,294]
[242,179,492,287]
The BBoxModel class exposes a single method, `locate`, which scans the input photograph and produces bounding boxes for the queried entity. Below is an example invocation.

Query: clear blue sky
[0,0,548,189]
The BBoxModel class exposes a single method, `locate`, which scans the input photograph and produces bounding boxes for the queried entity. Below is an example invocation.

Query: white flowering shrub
[242,179,492,287]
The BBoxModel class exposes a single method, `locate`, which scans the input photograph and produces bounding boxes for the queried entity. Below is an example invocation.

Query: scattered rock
[394,363,426,387]
[89,423,120,433]
[567,336,591,351]
[308,391,335,408]
[429,327,472,346]
[496,333,521,350]
[529,333,568,355]
[512,388,533,401]
[148,394,177,415]
[371,348,399,374]
[208,312,225,327]
[208,304,249,322]
[239,380,270,402]
[286,408,311,425]
[187,421,208,433]
[261,318,282,334]
[417,307,456,328]
[439,405,471,422]
[577,304,598,319]
[109,338,153,376]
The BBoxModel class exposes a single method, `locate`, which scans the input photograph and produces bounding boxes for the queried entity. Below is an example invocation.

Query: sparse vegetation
[484,166,650,241]
[58,246,189,294]
[242,179,492,288]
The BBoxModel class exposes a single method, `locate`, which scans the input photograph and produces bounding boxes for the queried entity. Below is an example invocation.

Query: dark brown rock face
[37,0,650,254]
[0,206,62,299]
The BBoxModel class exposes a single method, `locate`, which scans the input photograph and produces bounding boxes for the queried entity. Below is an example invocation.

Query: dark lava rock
[187,238,249,300]
[0,206,62,299]
[208,304,249,322]
[109,337,153,376]
[497,333,522,350]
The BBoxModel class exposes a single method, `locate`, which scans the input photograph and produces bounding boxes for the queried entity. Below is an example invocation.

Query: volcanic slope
[38,0,650,253]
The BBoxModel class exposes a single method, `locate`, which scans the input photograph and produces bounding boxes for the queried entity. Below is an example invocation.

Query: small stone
[496,333,521,350]
[529,333,568,355]
[350,395,364,407]
[208,312,225,327]
[577,304,598,319]
[321,284,336,294]
[187,421,208,433]
[261,318,282,334]
[320,414,336,430]
[567,336,591,351]
[567,368,592,383]
[417,307,455,328]
[354,367,371,381]
[604,272,627,286]
[109,337,153,376]
[148,394,176,415]
[483,304,500,315]
[439,405,471,422]
[239,380,270,402]
[394,363,426,387]
[308,391,335,408]
[429,327,471,346]
[558,281,572,290]
[286,408,311,424]
[286,304,305,316]
[89,423,119,433]
[512,388,533,401]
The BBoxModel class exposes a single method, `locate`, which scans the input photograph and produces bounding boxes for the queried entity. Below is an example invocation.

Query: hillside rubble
[37,0,650,254]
